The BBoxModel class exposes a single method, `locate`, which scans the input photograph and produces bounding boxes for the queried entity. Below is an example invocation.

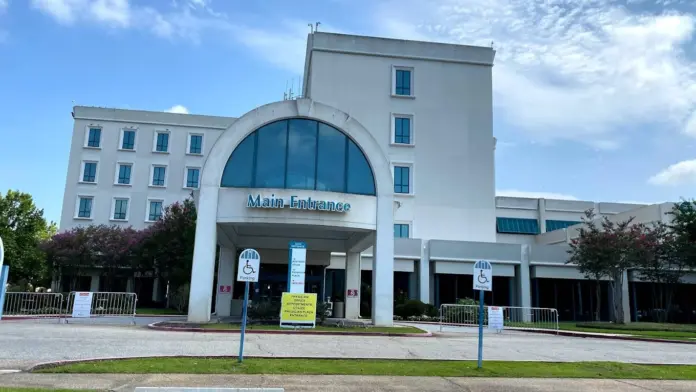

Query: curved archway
[220,118,376,196]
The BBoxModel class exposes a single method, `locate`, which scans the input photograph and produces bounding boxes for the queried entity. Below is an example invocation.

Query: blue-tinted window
[87,128,101,148]
[155,132,169,152]
[395,69,411,96]
[316,123,346,193]
[113,199,128,220]
[189,135,203,154]
[77,197,92,218]
[347,141,376,195]
[186,168,200,188]
[148,201,163,221]
[152,166,166,186]
[496,218,540,235]
[546,220,581,232]
[394,117,411,144]
[221,135,255,187]
[221,119,375,196]
[122,130,135,150]
[394,166,410,194]
[394,224,409,238]
[82,162,97,182]
[117,164,132,184]
[286,119,317,190]
[254,121,287,188]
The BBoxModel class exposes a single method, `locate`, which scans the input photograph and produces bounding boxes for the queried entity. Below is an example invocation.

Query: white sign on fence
[237,249,261,283]
[473,260,493,291]
[71,292,93,318]
[488,306,504,331]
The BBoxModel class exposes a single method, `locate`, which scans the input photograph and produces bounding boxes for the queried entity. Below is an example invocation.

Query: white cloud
[166,105,189,114]
[0,0,7,12]
[31,0,130,26]
[496,190,578,200]
[648,159,696,185]
[372,0,696,148]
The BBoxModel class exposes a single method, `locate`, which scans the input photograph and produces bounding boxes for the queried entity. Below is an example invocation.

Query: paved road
[1,373,696,392]
[1,322,695,370]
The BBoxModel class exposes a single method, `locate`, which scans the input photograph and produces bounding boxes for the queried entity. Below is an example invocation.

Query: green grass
[195,323,425,334]
[37,358,696,380]
[557,322,696,341]
[136,308,184,315]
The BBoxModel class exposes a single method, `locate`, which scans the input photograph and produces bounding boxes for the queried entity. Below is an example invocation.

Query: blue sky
[1,0,696,224]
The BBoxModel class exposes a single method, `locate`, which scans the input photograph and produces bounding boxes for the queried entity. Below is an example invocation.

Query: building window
[546,220,581,232]
[393,166,410,194]
[86,127,101,148]
[82,162,97,183]
[148,200,163,221]
[394,117,411,144]
[394,224,410,238]
[496,217,540,235]
[221,118,375,196]
[152,166,167,186]
[121,129,136,150]
[77,196,93,218]
[186,168,200,188]
[112,198,129,220]
[395,69,412,96]
[117,163,132,185]
[154,132,169,153]
[189,134,203,154]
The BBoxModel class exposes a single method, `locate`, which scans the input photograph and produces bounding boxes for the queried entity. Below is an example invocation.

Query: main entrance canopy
[187,99,395,326]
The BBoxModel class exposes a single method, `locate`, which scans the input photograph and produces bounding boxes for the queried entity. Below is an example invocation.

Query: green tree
[0,190,54,286]
[568,209,642,324]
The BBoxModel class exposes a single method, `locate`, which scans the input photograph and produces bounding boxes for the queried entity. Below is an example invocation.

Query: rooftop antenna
[308,23,314,33]
[315,22,321,32]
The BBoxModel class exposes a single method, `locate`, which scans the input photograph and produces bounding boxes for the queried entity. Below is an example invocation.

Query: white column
[419,240,430,303]
[90,274,100,292]
[621,270,631,324]
[372,194,394,326]
[126,277,134,293]
[215,246,236,317]
[151,275,161,303]
[538,198,547,233]
[518,244,532,321]
[344,252,361,319]
[187,185,219,323]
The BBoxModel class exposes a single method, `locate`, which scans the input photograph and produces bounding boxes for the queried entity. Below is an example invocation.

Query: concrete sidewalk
[1,373,696,391]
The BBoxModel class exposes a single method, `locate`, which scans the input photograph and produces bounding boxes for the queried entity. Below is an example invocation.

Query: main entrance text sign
[280,292,317,328]
[247,194,351,213]
[288,241,306,293]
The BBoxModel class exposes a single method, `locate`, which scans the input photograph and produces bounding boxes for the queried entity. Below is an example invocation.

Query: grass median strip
[193,324,425,334]
[558,322,696,341]
[37,358,696,380]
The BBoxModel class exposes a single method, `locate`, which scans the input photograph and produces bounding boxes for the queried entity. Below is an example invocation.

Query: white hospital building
[59,32,696,326]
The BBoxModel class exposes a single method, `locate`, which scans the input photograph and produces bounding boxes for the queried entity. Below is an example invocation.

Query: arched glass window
[221,119,376,196]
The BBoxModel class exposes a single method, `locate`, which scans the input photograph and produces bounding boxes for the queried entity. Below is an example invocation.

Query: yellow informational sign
[280,292,317,328]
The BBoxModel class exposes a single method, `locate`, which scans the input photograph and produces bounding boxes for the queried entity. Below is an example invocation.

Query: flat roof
[73,106,237,130]
[308,32,495,66]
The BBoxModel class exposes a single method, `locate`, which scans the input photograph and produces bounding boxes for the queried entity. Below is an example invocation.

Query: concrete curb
[147,322,432,337]
[26,355,696,373]
[399,321,696,345]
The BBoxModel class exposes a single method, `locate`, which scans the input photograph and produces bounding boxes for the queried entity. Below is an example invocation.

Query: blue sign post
[473,260,493,369]
[0,265,9,321]
[236,249,261,363]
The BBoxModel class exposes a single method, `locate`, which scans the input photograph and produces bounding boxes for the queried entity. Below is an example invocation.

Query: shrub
[394,300,432,318]
[249,301,280,321]
[316,302,332,323]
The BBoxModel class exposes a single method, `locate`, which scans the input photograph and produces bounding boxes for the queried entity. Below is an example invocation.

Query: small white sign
[71,292,93,318]
[488,306,504,331]
[237,249,261,283]
[473,260,493,291]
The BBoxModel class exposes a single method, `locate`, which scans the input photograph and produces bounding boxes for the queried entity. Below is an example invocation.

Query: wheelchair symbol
[477,269,489,284]
[242,260,256,275]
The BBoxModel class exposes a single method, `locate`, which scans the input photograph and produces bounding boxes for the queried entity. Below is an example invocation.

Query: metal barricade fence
[439,304,559,333]
[65,292,138,324]
[1,292,64,322]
